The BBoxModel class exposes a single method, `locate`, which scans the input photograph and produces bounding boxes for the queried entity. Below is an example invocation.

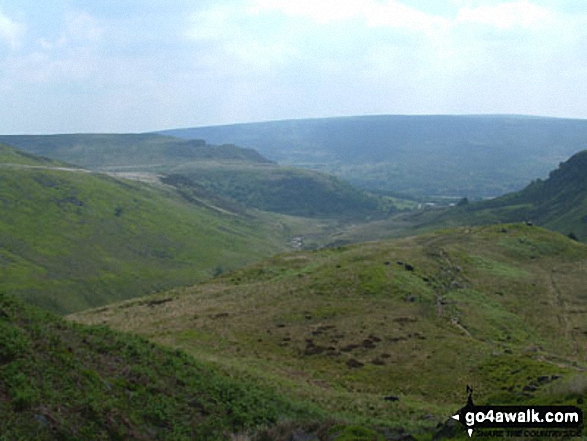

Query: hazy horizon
[1,0,586,134]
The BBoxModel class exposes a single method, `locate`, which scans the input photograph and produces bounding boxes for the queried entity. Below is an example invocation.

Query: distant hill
[159,115,587,199]
[0,292,314,440]
[0,144,300,314]
[408,150,587,241]
[0,133,272,170]
[0,133,404,218]
[72,223,587,436]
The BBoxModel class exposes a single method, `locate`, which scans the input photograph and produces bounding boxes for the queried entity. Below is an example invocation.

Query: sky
[0,0,586,134]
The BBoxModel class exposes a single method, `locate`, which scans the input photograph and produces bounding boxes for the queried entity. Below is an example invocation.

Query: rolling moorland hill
[0,134,398,218]
[0,143,311,314]
[0,292,318,440]
[0,133,272,169]
[72,224,587,438]
[160,114,587,199]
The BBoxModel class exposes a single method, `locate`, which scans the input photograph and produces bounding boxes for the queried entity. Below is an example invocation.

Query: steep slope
[0,292,314,440]
[0,144,299,314]
[72,224,587,435]
[160,115,587,198]
[406,150,587,241]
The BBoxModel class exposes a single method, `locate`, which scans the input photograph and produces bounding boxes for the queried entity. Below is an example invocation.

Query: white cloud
[456,1,553,30]
[185,4,299,72]
[0,10,24,49]
[363,1,448,33]
[37,12,103,50]
[251,0,448,33]
[65,12,103,43]
[250,0,364,24]
[185,6,234,41]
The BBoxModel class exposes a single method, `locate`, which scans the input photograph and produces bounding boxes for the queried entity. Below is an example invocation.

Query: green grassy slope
[0,292,316,440]
[0,144,303,314]
[160,115,587,198]
[72,224,587,437]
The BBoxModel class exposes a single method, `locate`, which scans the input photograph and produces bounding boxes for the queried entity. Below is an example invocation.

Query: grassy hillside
[0,292,318,440]
[0,143,314,314]
[160,115,587,199]
[0,134,405,218]
[72,224,587,437]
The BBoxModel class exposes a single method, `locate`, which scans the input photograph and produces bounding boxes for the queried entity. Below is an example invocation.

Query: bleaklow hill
[0,133,271,170]
[0,292,317,440]
[160,115,587,199]
[0,143,306,314]
[0,133,397,218]
[72,224,587,438]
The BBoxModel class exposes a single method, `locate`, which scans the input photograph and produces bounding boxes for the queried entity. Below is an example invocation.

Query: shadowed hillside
[397,150,587,242]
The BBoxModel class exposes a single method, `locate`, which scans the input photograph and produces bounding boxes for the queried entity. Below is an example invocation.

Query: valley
[0,143,337,314]
[2,116,587,439]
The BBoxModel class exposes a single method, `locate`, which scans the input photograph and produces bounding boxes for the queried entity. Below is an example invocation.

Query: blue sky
[0,0,586,133]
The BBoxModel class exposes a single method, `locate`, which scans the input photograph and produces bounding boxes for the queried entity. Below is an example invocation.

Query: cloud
[456,1,553,30]
[251,0,448,33]
[0,9,24,48]
[250,0,364,24]
[2,0,587,133]
[185,5,234,41]
[185,4,300,72]
[365,2,448,33]
[65,12,103,43]
[37,12,103,50]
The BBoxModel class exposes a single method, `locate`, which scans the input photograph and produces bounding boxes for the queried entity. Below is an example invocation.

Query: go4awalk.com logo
[451,387,583,438]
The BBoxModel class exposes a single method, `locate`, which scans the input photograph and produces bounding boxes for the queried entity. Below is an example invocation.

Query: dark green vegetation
[0,143,311,314]
[0,292,318,440]
[0,133,401,218]
[161,166,396,218]
[72,224,587,438]
[161,115,587,199]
